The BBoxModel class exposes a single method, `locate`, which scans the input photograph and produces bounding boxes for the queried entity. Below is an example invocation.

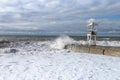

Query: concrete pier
[64,44,120,57]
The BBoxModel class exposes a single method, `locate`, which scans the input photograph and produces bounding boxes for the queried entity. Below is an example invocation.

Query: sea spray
[78,40,120,47]
[50,36,120,50]
[50,36,76,49]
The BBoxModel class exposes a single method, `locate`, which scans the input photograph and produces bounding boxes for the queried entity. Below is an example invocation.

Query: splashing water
[50,36,76,49]
[97,41,120,47]
[50,36,120,49]
[78,40,120,47]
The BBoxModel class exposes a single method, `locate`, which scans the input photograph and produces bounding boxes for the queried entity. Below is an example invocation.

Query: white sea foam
[97,41,120,47]
[50,35,77,49]
[50,36,120,47]
[0,36,120,80]
[79,40,120,47]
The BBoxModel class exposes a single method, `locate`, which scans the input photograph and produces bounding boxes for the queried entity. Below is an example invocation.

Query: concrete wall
[64,44,120,57]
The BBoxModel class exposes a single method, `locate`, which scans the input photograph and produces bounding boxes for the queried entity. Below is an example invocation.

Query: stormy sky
[0,0,120,36]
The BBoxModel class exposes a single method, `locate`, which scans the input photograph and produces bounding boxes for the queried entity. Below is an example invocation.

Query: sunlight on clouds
[38,0,45,3]
[0,7,19,12]
[0,0,17,3]
[23,3,39,10]
[45,0,60,8]
[77,0,94,6]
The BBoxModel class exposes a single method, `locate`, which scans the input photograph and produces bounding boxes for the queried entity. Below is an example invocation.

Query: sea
[0,35,120,80]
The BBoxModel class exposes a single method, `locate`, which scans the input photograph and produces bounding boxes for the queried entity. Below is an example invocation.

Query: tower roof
[87,19,98,27]
[88,22,98,27]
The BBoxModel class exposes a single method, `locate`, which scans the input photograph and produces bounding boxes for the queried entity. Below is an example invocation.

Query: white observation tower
[87,19,98,46]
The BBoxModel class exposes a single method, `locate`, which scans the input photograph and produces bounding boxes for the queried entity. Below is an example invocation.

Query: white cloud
[45,0,60,8]
[76,0,94,6]
[13,14,21,19]
[37,0,45,3]
[0,6,19,12]
[0,0,120,34]
[23,3,39,11]
[0,0,18,3]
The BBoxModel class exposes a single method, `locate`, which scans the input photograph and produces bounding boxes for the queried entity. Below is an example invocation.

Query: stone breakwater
[0,40,10,48]
[64,44,120,57]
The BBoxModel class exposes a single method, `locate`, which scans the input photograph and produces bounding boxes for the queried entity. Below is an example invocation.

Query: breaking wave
[0,36,120,54]
[97,41,120,47]
[78,40,120,47]
[50,35,77,49]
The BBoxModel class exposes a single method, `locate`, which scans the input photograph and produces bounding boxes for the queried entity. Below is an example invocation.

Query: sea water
[0,36,120,80]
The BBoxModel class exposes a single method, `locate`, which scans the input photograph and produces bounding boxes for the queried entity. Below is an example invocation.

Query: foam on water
[97,41,120,47]
[78,40,120,47]
[50,35,77,49]
[0,36,120,80]
[0,36,120,55]
[50,36,120,47]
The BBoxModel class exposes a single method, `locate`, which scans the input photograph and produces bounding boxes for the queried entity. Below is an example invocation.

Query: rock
[0,40,10,44]
[0,40,10,48]
[4,48,19,53]
[25,41,30,44]
[10,49,18,53]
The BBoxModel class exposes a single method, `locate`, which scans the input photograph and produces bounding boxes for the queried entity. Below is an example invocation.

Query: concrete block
[89,46,104,55]
[104,47,120,57]
[64,44,120,57]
